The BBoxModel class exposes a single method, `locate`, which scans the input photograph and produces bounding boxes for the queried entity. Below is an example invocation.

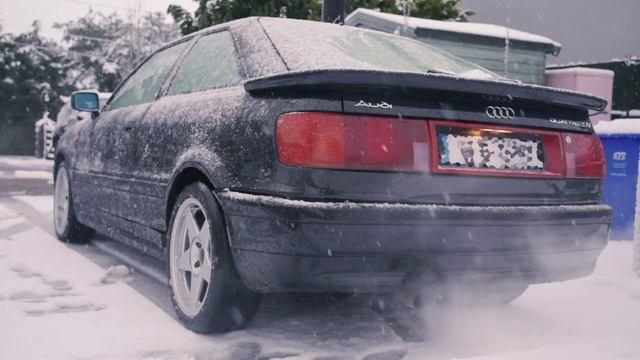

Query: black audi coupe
[54,17,612,333]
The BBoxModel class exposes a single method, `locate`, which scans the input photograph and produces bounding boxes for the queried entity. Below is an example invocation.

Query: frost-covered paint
[55,17,611,293]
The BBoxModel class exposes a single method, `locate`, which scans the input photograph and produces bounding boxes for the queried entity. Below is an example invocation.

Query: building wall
[351,22,549,84]
[548,61,640,113]
[415,36,547,84]
[545,68,614,124]
[460,0,640,65]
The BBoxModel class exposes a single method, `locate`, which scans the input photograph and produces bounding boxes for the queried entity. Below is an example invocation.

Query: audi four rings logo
[485,106,516,119]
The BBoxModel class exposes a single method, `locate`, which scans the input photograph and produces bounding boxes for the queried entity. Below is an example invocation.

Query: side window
[107,42,187,110]
[168,31,241,95]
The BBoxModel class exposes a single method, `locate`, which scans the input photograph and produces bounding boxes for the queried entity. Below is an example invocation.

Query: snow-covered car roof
[156,17,603,109]
[258,16,499,80]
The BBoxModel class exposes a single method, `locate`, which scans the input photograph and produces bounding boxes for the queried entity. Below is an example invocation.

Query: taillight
[276,112,430,171]
[276,112,605,180]
[563,132,606,179]
[541,134,565,176]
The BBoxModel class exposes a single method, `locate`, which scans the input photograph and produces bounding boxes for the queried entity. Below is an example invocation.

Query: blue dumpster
[599,133,640,240]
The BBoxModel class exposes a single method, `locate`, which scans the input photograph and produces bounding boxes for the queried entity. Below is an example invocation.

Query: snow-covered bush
[55,10,180,92]
[0,22,73,155]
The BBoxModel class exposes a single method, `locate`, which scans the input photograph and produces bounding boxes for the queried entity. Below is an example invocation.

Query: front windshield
[261,18,498,79]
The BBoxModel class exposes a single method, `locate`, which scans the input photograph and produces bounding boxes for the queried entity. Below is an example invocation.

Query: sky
[0,0,198,40]
[460,0,640,65]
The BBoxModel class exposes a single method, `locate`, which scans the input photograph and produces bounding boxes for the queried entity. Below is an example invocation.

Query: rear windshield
[260,18,498,79]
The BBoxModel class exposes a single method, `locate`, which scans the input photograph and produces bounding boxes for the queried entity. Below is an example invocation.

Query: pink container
[545,67,614,125]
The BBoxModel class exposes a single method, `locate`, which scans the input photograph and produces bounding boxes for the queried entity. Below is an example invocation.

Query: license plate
[437,127,545,171]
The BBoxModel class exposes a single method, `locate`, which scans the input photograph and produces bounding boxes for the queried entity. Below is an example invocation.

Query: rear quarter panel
[135,86,342,231]
[138,86,342,183]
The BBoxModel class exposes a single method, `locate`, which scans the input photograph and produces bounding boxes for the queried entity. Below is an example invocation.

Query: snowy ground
[0,157,639,360]
[0,156,53,196]
[0,156,53,172]
[0,195,404,360]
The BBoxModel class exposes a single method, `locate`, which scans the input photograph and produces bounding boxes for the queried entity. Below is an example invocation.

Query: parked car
[51,93,111,154]
[54,17,612,334]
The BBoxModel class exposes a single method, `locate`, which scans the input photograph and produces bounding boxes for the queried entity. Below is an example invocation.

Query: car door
[84,42,189,239]
[134,31,243,232]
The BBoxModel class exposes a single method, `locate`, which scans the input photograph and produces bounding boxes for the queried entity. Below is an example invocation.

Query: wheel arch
[53,152,66,179]
[164,145,230,220]
[164,161,227,240]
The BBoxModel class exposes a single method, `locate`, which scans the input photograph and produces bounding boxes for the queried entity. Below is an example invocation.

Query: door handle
[124,126,133,131]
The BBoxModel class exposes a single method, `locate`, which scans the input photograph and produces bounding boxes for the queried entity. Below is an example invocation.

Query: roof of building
[548,56,640,69]
[345,8,562,54]
[546,67,614,78]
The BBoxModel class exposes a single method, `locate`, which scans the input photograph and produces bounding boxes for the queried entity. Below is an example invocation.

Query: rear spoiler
[244,69,607,111]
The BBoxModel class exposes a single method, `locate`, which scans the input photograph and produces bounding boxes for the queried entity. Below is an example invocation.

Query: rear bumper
[217,191,612,293]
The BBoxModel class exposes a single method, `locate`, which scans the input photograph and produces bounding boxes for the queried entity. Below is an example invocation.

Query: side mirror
[71,91,100,114]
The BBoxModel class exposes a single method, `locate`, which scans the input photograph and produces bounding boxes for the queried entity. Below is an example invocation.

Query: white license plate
[438,131,544,171]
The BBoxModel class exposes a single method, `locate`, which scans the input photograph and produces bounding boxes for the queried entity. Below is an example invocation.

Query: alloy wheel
[54,167,70,236]
[169,197,215,317]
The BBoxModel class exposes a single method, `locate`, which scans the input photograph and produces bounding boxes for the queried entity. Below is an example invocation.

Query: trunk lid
[253,69,606,205]
[245,69,606,134]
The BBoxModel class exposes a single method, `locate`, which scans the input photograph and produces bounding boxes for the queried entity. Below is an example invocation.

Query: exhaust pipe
[400,271,446,309]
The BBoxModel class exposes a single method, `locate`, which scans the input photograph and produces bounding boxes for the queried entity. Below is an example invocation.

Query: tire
[53,164,93,243]
[166,182,261,333]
